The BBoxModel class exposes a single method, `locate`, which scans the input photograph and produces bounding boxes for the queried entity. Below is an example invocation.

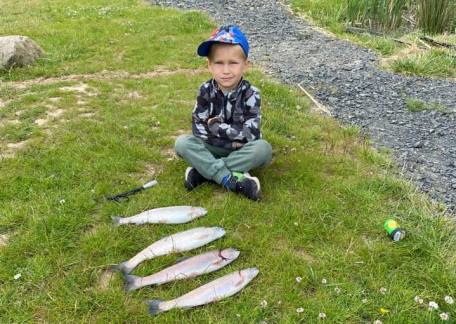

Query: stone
[0,36,44,69]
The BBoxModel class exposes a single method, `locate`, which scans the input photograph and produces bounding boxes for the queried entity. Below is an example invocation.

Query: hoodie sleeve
[215,86,261,143]
[191,83,210,140]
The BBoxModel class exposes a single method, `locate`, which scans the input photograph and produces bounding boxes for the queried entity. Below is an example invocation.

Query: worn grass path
[1,0,456,322]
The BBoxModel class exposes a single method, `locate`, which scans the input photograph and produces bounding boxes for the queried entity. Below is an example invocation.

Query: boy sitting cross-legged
[175,25,272,201]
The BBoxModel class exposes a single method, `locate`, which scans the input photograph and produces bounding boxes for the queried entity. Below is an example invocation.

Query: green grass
[417,0,455,34]
[1,0,456,322]
[406,97,448,113]
[0,0,212,81]
[392,49,456,79]
[289,0,456,79]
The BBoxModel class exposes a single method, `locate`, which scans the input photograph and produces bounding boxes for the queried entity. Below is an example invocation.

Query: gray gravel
[150,0,456,211]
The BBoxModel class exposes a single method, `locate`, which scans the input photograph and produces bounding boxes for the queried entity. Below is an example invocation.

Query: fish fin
[111,216,122,226]
[175,256,191,264]
[123,274,141,292]
[147,299,163,315]
[111,261,131,275]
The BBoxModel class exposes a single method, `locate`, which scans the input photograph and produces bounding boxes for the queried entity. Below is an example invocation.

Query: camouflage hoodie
[192,78,261,149]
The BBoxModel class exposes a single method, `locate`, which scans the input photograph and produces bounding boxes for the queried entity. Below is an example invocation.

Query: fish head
[212,227,226,238]
[219,248,240,261]
[241,267,259,280]
[190,207,208,217]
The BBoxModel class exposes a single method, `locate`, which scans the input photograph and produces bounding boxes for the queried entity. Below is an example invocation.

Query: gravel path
[150,0,456,212]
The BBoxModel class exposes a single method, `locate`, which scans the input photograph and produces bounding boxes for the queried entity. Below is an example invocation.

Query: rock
[0,36,44,69]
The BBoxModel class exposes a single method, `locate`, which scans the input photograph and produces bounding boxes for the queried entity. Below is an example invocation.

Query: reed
[416,0,455,34]
[346,0,409,31]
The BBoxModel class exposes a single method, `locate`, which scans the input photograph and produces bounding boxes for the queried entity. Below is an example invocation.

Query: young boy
[175,25,272,201]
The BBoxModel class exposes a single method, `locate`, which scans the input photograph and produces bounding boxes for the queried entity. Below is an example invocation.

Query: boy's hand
[207,117,222,135]
[232,141,244,149]
[207,117,222,126]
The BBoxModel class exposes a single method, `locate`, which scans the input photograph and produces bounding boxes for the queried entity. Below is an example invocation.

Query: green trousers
[175,135,272,184]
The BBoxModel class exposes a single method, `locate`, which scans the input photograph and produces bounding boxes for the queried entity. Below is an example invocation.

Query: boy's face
[207,43,249,92]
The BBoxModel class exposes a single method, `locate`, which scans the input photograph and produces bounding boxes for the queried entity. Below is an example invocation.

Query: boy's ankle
[222,172,261,201]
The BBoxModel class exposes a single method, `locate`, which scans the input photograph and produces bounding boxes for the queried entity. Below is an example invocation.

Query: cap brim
[197,40,216,57]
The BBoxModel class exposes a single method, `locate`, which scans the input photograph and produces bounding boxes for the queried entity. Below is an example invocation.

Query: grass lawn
[1,0,456,322]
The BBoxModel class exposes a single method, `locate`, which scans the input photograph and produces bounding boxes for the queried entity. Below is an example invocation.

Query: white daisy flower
[318,312,326,319]
[321,278,327,284]
[293,222,299,226]
[379,287,387,295]
[296,307,304,313]
[361,298,368,304]
[444,296,454,305]
[295,276,302,283]
[260,300,268,308]
[59,199,66,204]
[13,273,21,280]
[414,296,424,304]
[373,320,382,324]
[439,312,449,321]
[334,287,341,294]
[428,301,439,310]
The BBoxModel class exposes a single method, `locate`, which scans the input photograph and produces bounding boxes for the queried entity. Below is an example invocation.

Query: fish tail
[111,261,131,275]
[147,299,164,315]
[123,274,141,292]
[111,216,122,226]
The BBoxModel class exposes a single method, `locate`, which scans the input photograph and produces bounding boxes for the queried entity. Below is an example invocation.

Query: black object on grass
[106,180,158,202]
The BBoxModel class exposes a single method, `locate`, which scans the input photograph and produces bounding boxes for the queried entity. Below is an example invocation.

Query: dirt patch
[0,119,21,127]
[97,269,115,291]
[80,112,95,118]
[7,68,207,89]
[48,109,64,118]
[163,148,177,161]
[127,91,142,99]
[34,109,65,126]
[0,234,9,247]
[35,118,48,126]
[144,163,161,177]
[60,83,98,97]
[7,140,28,150]
[0,99,5,108]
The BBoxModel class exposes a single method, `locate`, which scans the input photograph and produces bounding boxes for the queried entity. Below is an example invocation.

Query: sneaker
[222,172,261,201]
[184,167,209,191]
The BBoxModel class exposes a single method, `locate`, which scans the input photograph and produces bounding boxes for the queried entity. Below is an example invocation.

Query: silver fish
[114,227,225,274]
[147,268,259,315]
[112,206,207,226]
[124,248,240,291]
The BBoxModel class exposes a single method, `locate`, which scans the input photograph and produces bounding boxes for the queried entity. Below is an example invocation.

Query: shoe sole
[243,173,261,200]
[184,167,194,191]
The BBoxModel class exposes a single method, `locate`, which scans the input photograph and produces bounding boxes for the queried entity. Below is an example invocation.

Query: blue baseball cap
[197,25,249,58]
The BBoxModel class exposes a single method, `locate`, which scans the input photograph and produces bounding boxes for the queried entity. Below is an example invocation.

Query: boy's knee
[174,134,193,156]
[253,139,272,165]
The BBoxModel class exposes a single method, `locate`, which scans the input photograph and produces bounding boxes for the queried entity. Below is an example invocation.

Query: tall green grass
[293,0,455,33]
[346,0,408,31]
[417,0,455,34]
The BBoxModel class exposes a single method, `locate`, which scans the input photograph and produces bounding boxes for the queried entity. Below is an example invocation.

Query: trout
[124,248,240,291]
[112,206,207,226]
[113,227,225,274]
[147,268,259,315]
